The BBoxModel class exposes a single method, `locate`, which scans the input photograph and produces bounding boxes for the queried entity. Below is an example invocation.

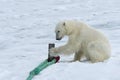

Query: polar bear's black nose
[56,37,62,40]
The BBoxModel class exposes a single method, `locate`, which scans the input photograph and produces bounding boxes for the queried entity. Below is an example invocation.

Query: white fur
[50,20,111,63]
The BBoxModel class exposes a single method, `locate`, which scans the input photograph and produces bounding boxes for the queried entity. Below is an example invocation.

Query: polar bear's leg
[50,43,76,56]
[74,50,83,61]
[87,41,110,63]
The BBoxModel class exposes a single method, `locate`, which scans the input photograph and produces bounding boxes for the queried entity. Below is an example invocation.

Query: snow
[0,0,120,80]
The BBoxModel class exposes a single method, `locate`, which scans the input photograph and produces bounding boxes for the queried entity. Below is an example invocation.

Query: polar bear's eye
[57,31,60,33]
[63,22,65,26]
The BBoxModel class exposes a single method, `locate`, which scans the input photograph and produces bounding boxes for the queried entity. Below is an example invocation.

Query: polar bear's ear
[63,22,65,26]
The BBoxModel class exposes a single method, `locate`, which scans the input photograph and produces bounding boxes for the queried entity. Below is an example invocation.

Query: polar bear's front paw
[50,48,59,57]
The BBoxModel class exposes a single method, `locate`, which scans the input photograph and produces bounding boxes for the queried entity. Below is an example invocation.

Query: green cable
[26,59,56,80]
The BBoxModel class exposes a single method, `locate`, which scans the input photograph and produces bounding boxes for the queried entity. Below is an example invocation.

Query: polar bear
[50,20,111,63]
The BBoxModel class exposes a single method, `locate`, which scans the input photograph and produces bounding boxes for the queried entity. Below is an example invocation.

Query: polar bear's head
[55,20,78,40]
[55,21,67,40]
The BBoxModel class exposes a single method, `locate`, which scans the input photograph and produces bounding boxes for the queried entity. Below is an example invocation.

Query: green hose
[26,59,56,80]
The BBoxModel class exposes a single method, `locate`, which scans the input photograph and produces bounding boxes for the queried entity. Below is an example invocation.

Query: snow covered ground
[0,0,120,80]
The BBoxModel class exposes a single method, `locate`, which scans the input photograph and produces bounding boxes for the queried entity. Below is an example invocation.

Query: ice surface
[0,0,120,80]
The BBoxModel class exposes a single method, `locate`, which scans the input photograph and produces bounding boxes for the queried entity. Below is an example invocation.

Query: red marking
[54,56,60,63]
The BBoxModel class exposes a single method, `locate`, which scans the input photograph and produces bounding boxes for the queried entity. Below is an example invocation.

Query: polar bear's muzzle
[56,37,62,40]
[56,32,62,40]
